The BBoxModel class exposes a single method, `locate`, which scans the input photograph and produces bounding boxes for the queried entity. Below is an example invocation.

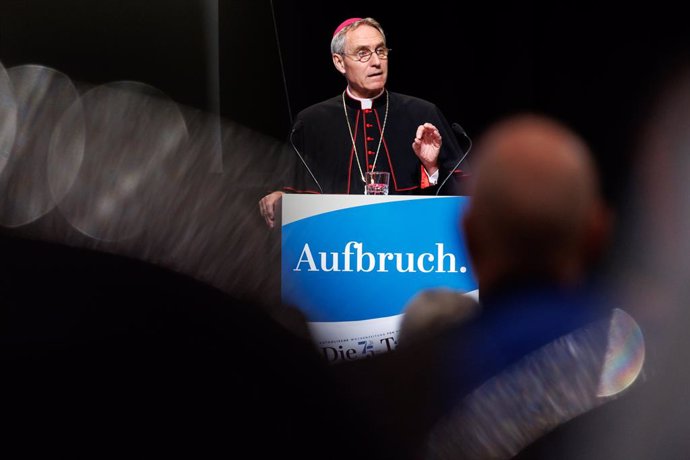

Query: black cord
[270,0,294,126]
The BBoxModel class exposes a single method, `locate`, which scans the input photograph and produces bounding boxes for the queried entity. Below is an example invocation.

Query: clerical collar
[345,87,385,109]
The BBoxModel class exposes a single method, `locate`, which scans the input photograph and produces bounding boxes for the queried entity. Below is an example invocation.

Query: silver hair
[330,17,386,55]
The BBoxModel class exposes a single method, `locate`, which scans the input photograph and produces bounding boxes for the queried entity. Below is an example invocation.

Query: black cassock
[285,90,466,195]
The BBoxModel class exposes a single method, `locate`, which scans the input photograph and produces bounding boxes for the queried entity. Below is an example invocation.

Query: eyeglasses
[342,46,391,63]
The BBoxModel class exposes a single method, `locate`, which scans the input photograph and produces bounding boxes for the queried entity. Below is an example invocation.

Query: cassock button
[367,164,374,169]
[367,150,375,155]
[366,123,373,128]
[366,136,374,141]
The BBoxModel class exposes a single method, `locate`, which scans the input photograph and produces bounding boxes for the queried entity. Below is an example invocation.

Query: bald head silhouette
[463,114,612,293]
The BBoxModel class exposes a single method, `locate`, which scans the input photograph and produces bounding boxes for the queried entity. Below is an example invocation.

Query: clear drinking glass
[365,171,390,195]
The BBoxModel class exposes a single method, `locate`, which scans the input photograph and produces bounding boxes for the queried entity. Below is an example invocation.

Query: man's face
[333,25,388,98]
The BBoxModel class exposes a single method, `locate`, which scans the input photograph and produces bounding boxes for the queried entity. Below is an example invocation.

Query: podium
[281,194,477,362]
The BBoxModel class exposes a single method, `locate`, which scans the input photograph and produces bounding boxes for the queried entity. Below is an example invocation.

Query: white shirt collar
[346,87,385,109]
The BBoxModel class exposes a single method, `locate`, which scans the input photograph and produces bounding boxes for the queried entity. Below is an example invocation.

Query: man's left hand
[412,122,441,175]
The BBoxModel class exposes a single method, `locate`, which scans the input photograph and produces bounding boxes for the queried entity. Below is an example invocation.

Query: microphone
[436,123,472,196]
[452,122,470,143]
[290,120,323,193]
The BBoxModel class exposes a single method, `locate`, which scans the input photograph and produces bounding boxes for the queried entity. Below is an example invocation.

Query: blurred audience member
[396,114,644,459]
[0,232,388,459]
[514,63,690,460]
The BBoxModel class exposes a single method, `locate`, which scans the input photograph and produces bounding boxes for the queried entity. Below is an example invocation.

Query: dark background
[1,4,687,454]
[1,0,688,208]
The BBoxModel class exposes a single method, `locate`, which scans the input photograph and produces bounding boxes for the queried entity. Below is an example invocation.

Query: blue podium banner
[281,195,477,361]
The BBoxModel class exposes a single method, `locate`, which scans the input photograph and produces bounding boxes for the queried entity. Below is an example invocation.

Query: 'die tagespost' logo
[293,241,468,274]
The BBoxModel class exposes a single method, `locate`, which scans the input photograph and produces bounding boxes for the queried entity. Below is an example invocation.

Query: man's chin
[366,81,386,93]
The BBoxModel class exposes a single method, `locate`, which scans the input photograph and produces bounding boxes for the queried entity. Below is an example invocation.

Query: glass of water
[365,171,390,195]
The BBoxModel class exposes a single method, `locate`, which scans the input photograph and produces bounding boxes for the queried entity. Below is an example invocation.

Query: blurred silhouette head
[462,114,612,294]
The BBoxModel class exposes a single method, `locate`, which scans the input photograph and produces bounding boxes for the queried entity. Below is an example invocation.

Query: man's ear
[584,200,615,267]
[462,207,479,262]
[332,53,346,74]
